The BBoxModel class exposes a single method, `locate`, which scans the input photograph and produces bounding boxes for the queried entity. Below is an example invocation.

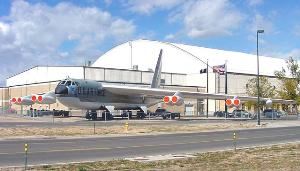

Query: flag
[213,64,225,75]
[200,68,207,74]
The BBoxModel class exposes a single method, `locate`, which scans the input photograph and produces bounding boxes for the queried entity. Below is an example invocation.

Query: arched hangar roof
[92,39,286,76]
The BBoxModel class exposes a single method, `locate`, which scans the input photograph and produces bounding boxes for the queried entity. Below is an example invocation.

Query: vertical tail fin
[151,49,163,88]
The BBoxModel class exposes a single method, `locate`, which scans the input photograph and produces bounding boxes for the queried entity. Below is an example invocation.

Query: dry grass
[18,143,300,171]
[0,122,256,137]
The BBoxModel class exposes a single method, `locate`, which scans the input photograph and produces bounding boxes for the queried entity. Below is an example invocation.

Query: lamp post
[257,29,264,126]
[129,41,133,69]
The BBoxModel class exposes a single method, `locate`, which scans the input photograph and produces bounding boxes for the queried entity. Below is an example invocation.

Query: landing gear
[121,110,132,119]
[85,110,98,120]
[102,111,113,120]
[171,113,176,119]
[137,110,146,119]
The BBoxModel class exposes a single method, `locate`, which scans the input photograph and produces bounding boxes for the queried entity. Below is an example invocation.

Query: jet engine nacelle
[171,95,184,106]
[163,95,184,106]
[32,94,56,104]
[225,98,241,108]
[163,96,173,105]
[11,96,34,105]
[10,97,17,104]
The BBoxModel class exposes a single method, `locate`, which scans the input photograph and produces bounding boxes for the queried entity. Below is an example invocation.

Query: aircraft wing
[103,85,295,104]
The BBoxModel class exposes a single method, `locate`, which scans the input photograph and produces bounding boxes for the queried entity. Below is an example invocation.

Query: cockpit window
[71,82,75,86]
[59,81,66,85]
[74,82,79,86]
[66,81,71,86]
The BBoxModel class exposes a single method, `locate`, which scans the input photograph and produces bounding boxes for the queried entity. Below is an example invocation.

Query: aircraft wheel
[91,114,97,120]
[171,114,175,119]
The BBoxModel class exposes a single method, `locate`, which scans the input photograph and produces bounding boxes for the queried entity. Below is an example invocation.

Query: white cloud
[126,0,184,15]
[164,34,175,40]
[249,14,274,33]
[246,13,275,45]
[136,30,156,39]
[0,22,10,35]
[126,0,243,38]
[0,0,135,85]
[176,0,243,38]
[248,0,264,6]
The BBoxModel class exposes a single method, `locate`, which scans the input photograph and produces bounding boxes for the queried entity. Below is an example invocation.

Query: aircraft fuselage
[55,79,158,110]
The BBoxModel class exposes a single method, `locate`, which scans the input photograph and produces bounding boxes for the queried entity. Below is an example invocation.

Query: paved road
[1,126,300,167]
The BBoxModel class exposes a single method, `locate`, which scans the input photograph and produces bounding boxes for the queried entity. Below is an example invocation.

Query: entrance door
[185,104,194,116]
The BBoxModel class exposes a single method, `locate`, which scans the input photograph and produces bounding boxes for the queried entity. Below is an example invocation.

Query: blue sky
[0,0,300,85]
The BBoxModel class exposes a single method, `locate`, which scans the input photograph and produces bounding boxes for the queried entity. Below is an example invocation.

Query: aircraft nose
[55,85,68,95]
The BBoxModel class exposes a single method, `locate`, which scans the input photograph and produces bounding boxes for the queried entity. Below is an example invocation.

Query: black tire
[129,112,132,119]
[108,113,114,120]
[63,111,69,117]
[171,114,175,119]
[91,113,97,120]
[137,112,145,119]
[86,113,91,120]
[101,112,105,120]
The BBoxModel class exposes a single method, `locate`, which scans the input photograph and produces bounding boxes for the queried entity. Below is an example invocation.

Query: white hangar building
[4,39,287,115]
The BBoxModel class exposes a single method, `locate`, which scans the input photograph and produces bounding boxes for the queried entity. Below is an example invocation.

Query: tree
[245,76,275,110]
[274,57,300,104]
[246,76,276,98]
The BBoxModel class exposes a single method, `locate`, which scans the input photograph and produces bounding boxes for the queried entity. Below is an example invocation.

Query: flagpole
[225,60,228,118]
[206,59,209,118]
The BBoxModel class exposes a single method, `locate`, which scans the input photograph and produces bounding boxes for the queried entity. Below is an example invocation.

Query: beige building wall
[214,73,284,113]
[0,88,9,112]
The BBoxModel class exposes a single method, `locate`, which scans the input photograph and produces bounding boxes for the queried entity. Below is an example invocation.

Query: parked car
[154,108,180,119]
[213,111,233,118]
[232,109,252,118]
[277,110,287,116]
[263,109,281,118]
[214,111,224,117]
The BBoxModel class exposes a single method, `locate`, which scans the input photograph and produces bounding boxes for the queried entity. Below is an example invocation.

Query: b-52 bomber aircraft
[54,49,295,120]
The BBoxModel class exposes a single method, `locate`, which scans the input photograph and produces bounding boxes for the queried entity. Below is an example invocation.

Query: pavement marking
[29,141,74,145]
[1,132,300,156]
